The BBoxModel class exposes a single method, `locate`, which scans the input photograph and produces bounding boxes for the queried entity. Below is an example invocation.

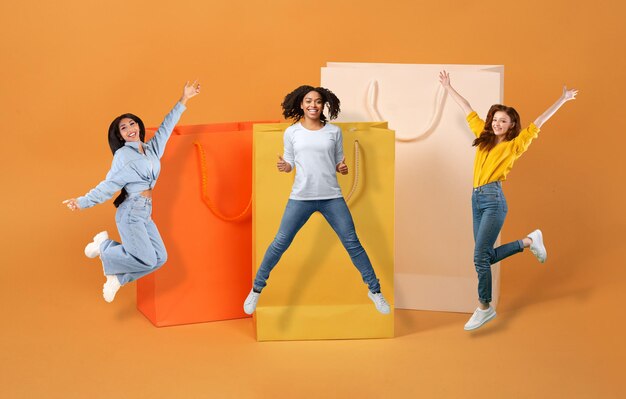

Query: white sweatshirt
[282,122,344,200]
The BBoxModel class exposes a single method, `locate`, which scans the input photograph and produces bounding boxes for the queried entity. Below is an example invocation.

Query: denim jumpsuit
[77,102,186,285]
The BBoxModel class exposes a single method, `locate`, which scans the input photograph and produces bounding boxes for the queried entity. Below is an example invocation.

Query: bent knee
[473,256,492,271]
[155,251,168,268]
[474,250,494,266]
[138,251,161,269]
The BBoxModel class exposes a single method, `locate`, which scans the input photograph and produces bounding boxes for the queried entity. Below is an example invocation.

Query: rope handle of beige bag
[193,141,252,222]
[366,80,447,142]
[344,139,360,204]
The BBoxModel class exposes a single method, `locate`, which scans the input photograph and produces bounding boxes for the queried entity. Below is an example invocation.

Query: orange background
[1,0,624,397]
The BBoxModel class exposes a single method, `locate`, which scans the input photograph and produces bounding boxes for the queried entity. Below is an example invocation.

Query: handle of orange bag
[366,80,447,142]
[193,141,252,222]
[344,139,360,204]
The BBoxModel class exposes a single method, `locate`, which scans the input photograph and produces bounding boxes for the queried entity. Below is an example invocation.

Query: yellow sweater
[467,111,540,188]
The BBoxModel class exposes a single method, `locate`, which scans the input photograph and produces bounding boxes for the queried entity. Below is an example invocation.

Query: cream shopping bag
[322,63,504,312]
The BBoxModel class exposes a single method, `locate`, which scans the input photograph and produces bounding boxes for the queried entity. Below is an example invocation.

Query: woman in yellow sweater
[439,70,578,330]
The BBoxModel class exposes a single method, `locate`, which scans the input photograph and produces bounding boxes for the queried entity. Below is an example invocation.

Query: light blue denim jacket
[77,102,186,209]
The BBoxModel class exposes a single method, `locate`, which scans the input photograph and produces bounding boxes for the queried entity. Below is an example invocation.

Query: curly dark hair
[107,113,146,208]
[473,104,521,151]
[281,85,340,124]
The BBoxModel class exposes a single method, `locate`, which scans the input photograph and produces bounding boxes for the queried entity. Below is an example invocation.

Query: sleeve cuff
[175,102,187,113]
[76,196,92,209]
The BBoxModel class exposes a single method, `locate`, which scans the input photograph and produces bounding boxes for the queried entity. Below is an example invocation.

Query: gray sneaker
[464,306,496,330]
[527,229,547,263]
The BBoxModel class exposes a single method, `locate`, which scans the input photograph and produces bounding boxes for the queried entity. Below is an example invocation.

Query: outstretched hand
[63,198,80,211]
[533,85,580,128]
[180,80,201,105]
[336,157,348,175]
[561,86,579,102]
[439,70,451,88]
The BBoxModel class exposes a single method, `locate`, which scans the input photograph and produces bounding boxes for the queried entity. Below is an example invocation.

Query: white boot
[103,275,121,303]
[84,231,109,258]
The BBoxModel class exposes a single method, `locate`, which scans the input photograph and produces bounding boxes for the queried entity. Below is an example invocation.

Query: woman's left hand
[336,158,348,175]
[180,80,201,105]
[561,86,579,102]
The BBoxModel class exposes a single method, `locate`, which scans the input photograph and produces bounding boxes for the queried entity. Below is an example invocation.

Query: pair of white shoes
[465,229,547,331]
[243,289,392,315]
[84,231,121,303]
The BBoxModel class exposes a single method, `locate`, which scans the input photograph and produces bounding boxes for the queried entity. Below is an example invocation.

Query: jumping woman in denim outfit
[439,71,578,330]
[243,85,391,315]
[63,81,200,302]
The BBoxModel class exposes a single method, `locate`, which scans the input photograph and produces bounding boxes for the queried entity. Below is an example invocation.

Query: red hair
[473,104,521,151]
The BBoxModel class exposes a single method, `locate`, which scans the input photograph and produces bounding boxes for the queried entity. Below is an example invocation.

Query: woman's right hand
[439,70,451,88]
[277,154,292,172]
[62,198,80,211]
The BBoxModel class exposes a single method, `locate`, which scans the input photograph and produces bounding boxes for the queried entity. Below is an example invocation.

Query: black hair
[107,113,145,207]
[281,85,340,123]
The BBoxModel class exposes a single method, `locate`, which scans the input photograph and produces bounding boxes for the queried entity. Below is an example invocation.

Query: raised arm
[533,86,578,128]
[149,80,201,158]
[179,79,201,106]
[439,70,474,115]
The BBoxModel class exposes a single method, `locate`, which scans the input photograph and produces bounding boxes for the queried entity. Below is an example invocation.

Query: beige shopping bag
[322,63,504,312]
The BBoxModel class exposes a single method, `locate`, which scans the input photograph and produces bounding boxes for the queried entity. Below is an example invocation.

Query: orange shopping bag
[137,121,274,327]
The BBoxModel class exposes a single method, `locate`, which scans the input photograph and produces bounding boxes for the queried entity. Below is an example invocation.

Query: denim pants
[99,195,167,285]
[253,198,381,293]
[472,181,523,304]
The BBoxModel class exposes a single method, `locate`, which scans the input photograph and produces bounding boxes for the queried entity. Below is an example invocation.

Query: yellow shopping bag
[253,122,395,341]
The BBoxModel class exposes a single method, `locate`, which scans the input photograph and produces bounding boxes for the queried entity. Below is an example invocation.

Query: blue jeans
[472,181,523,304]
[253,198,381,293]
[99,195,168,285]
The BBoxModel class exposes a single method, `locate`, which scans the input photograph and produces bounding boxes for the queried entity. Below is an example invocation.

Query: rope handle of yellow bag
[366,80,447,142]
[344,139,360,204]
[193,141,252,222]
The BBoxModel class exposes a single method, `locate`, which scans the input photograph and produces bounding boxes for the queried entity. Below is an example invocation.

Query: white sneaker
[84,231,109,258]
[102,275,121,303]
[464,306,497,330]
[527,229,547,263]
[243,289,261,315]
[368,291,391,314]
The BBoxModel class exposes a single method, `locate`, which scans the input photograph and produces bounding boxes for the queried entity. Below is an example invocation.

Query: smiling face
[118,117,141,142]
[492,111,514,137]
[300,90,324,121]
